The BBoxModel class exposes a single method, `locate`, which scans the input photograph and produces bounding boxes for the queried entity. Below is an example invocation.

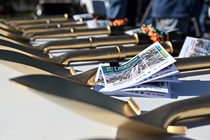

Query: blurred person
[151,0,202,35]
[106,0,128,20]
[125,0,154,25]
[199,0,210,37]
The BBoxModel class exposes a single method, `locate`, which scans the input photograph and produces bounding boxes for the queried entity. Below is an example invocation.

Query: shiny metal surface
[11,74,210,135]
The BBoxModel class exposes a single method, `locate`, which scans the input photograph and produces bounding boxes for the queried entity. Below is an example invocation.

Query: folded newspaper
[179,36,210,58]
[94,41,180,98]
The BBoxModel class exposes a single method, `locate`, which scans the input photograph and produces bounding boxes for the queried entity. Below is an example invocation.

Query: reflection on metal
[167,125,187,135]
[133,33,140,44]
[87,73,97,86]
[166,107,210,134]
[127,98,141,116]
[164,41,173,54]
[69,67,76,75]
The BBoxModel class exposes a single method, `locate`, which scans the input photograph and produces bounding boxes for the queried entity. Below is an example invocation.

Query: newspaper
[94,82,172,98]
[139,64,179,84]
[179,36,210,57]
[94,42,179,98]
[96,64,180,86]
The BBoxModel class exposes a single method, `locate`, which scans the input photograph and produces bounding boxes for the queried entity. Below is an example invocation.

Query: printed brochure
[94,42,179,98]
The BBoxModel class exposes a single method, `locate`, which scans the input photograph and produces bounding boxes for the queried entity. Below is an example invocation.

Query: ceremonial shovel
[0,21,87,34]
[10,74,210,135]
[0,25,124,41]
[0,38,174,65]
[4,13,71,25]
[1,46,210,86]
[0,33,141,53]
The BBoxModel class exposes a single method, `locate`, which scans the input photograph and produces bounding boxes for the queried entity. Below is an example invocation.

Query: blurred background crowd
[0,0,210,37]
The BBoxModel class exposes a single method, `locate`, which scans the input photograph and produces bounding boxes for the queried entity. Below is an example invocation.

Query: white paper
[86,20,112,28]
[73,13,93,20]
[179,36,210,57]
[96,42,176,92]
